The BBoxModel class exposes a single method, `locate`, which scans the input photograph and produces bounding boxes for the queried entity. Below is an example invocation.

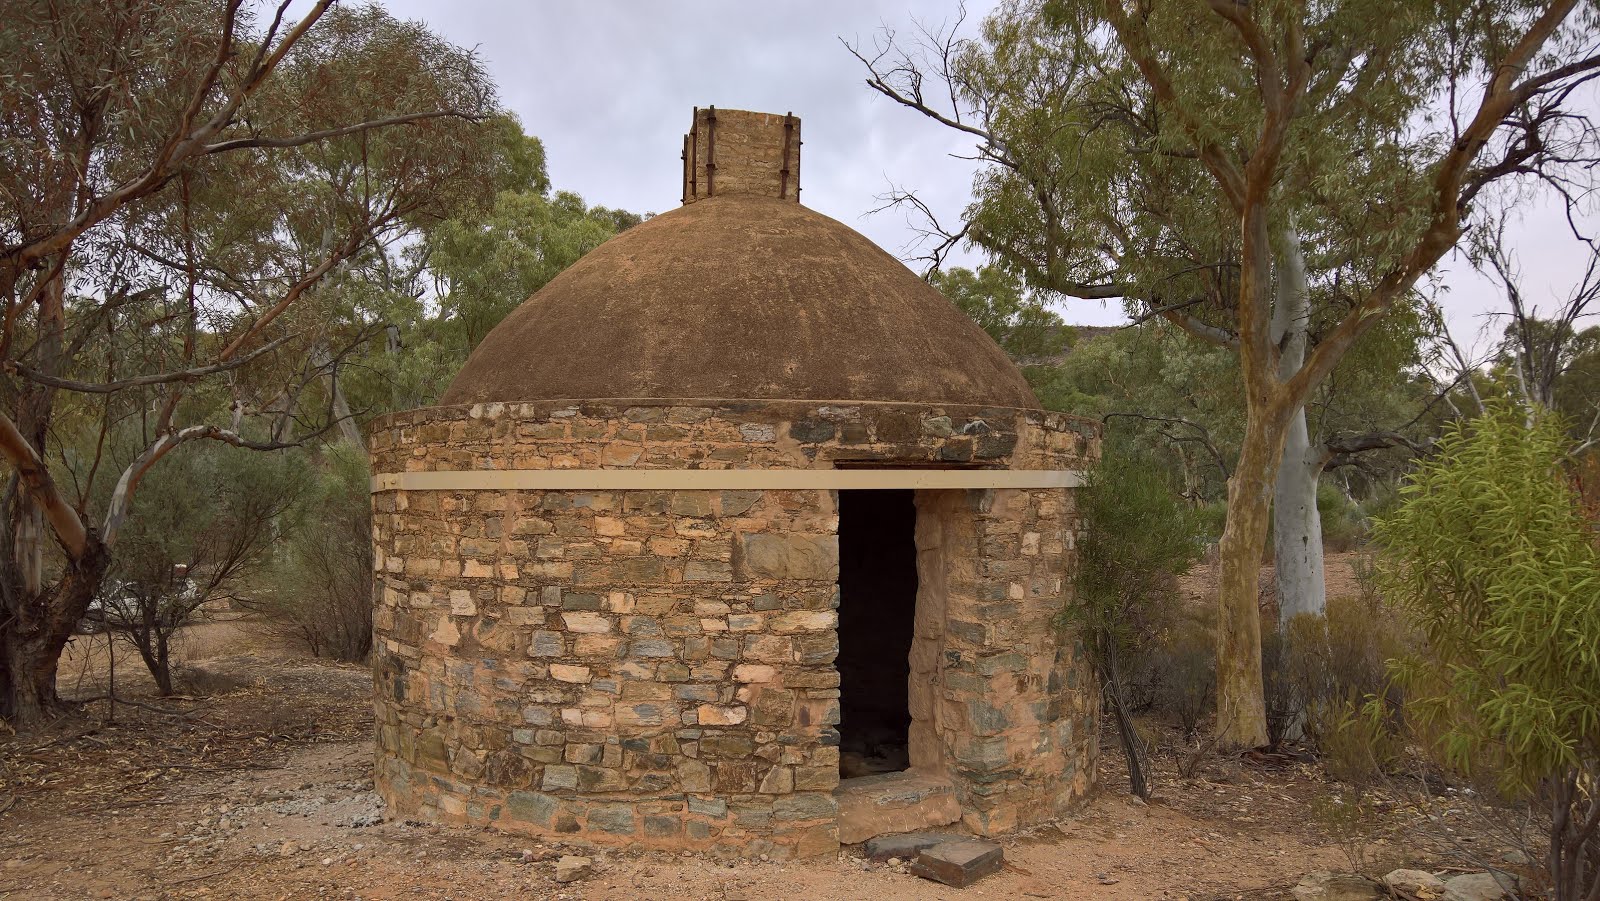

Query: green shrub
[1194,501,1228,546]
[255,445,374,662]
[99,444,307,695]
[1261,592,1411,776]
[1260,625,1306,749]
[1318,481,1366,552]
[1066,443,1208,796]
[1147,611,1217,740]
[1375,403,1600,899]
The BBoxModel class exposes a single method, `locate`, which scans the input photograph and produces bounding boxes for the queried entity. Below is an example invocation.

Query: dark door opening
[836,488,918,779]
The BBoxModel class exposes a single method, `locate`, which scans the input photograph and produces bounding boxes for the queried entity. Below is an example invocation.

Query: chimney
[681,107,801,205]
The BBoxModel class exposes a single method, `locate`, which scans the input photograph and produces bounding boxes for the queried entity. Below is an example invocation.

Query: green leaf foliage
[1067,442,1207,661]
[1374,403,1600,794]
[257,443,375,662]
[930,265,1071,360]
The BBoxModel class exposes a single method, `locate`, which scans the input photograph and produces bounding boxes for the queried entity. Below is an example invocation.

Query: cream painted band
[370,468,1084,493]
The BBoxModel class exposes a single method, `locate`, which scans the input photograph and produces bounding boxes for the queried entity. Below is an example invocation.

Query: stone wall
[369,400,1099,857]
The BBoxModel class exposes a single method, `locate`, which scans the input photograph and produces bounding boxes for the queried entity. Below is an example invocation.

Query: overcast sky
[378,0,1596,348]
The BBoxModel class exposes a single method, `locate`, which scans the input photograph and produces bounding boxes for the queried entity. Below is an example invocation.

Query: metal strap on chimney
[705,106,717,196]
[689,108,699,199]
[779,112,795,200]
[680,134,690,204]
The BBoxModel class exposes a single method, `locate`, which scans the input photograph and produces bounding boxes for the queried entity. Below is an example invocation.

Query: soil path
[0,580,1485,900]
[2,734,1350,900]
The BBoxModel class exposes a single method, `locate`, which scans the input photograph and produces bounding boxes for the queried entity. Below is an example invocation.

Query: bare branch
[200,110,481,155]
[1103,411,1231,479]
[840,32,1017,167]
[5,334,296,395]
[1317,430,1427,471]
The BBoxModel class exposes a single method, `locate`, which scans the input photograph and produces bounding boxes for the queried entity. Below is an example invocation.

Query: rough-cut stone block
[549,664,591,683]
[909,839,1003,888]
[697,704,748,726]
[734,533,839,581]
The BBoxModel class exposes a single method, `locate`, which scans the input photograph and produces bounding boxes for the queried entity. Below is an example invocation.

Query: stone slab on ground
[862,832,957,862]
[1443,872,1514,901]
[1384,869,1446,897]
[909,839,1003,888]
[836,772,961,845]
[1290,871,1385,901]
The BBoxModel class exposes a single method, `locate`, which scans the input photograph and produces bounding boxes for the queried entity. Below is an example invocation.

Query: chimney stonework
[682,107,801,204]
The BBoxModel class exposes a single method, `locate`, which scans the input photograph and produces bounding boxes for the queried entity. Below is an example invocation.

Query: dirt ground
[1177,551,1370,622]
[0,572,1524,901]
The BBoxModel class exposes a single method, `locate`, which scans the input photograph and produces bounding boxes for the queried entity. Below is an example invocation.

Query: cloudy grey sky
[378,0,1595,345]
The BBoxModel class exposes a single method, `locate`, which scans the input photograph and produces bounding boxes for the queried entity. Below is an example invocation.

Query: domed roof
[441,193,1039,410]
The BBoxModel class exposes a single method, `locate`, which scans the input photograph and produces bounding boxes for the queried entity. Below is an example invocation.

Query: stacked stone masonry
[683,107,799,203]
[369,399,1099,858]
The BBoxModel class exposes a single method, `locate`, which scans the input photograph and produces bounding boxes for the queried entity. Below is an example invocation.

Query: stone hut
[369,107,1101,859]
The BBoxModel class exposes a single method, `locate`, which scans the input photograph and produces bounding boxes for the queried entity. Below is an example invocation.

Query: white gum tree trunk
[1270,228,1326,627]
[1273,408,1327,625]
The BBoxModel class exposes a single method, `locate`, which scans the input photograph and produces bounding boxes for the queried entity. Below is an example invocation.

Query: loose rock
[555,855,593,883]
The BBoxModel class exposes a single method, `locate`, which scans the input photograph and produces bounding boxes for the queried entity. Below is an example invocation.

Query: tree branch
[1104,411,1231,479]
[4,334,296,395]
[1288,0,1588,409]
[0,410,88,558]
[200,110,481,155]
[100,421,335,547]
[1102,1,1247,211]
[1316,430,1427,471]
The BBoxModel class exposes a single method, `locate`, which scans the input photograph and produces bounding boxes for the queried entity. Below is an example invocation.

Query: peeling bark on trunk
[1216,223,1312,751]
[1,541,111,723]
[1215,420,1277,750]
[0,263,114,724]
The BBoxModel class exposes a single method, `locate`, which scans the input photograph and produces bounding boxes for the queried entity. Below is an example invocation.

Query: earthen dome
[442,193,1040,410]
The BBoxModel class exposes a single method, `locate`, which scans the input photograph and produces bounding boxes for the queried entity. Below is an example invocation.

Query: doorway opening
[836,488,918,778]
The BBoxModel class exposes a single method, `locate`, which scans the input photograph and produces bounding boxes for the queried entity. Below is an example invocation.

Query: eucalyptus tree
[302,113,644,419]
[1040,320,1429,521]
[1474,230,1600,444]
[0,0,499,724]
[853,0,1600,747]
[96,442,308,696]
[930,265,1072,361]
